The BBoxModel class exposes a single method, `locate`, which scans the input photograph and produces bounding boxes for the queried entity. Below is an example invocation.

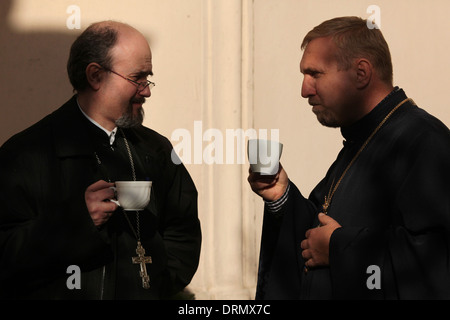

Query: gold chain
[322,97,412,214]
[119,128,142,241]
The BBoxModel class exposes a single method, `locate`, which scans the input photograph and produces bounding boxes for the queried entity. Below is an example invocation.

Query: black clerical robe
[0,96,201,299]
[257,88,450,299]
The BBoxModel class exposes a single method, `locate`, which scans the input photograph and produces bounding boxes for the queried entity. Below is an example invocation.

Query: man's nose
[301,76,316,98]
[139,85,151,98]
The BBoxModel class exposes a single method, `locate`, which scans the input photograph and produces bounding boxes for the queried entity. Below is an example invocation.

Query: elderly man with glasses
[0,21,201,300]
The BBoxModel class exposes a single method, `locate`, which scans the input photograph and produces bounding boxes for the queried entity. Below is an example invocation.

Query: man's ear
[85,63,104,91]
[355,58,372,89]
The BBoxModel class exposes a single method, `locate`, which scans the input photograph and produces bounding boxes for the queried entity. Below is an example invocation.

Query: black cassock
[0,96,201,299]
[257,88,450,299]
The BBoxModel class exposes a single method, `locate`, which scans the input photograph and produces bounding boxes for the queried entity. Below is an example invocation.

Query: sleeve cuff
[264,182,290,214]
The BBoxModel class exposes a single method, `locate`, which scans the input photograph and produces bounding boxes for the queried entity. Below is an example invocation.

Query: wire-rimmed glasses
[103,67,155,92]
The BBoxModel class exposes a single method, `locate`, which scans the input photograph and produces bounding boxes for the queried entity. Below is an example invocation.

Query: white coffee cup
[247,139,283,175]
[111,181,152,211]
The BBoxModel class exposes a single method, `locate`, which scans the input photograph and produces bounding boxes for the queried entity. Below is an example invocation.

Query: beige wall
[1,0,449,299]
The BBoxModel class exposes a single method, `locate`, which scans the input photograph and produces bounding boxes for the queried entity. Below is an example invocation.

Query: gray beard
[115,103,145,128]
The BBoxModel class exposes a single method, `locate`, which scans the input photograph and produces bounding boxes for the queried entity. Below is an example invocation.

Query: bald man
[0,21,201,300]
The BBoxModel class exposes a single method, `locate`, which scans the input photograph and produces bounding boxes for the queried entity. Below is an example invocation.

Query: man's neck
[360,83,395,116]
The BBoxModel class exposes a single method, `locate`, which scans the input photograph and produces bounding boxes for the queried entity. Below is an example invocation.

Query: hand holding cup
[247,139,289,201]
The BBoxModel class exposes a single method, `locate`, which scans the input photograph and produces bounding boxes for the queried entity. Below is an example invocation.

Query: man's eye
[131,74,149,82]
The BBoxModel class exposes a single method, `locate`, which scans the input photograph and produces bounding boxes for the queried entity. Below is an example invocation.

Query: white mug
[110,181,152,211]
[247,139,283,175]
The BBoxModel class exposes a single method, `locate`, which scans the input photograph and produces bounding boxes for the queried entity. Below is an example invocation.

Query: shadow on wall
[0,0,79,145]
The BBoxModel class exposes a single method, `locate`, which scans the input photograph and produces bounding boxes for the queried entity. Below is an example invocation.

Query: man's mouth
[308,98,320,106]
[131,98,146,107]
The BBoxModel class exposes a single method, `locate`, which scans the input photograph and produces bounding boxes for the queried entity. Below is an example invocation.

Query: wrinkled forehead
[300,37,339,72]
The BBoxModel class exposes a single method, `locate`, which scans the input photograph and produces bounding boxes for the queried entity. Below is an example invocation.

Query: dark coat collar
[340,87,407,144]
[51,95,96,158]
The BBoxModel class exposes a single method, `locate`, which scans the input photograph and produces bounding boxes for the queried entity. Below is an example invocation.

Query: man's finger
[301,248,312,260]
[305,228,313,239]
[87,180,114,192]
[86,186,115,204]
[104,200,118,213]
[318,212,334,226]
[306,259,315,269]
[300,239,308,250]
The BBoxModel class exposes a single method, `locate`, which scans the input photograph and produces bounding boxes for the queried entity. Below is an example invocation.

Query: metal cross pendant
[132,241,152,289]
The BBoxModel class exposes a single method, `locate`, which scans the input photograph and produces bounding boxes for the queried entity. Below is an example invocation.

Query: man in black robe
[248,17,450,299]
[0,21,201,299]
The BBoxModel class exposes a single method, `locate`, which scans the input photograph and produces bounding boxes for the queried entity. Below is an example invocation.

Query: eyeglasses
[103,67,155,92]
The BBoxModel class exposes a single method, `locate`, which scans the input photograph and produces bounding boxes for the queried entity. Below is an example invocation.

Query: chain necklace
[322,97,412,215]
[94,128,152,289]
[119,128,140,237]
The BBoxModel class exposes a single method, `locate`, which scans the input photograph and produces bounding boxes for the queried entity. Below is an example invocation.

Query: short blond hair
[301,16,393,85]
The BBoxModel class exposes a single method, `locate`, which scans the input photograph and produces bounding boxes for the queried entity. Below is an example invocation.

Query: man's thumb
[318,212,331,225]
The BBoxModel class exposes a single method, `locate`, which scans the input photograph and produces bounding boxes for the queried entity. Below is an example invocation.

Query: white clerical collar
[77,99,117,145]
